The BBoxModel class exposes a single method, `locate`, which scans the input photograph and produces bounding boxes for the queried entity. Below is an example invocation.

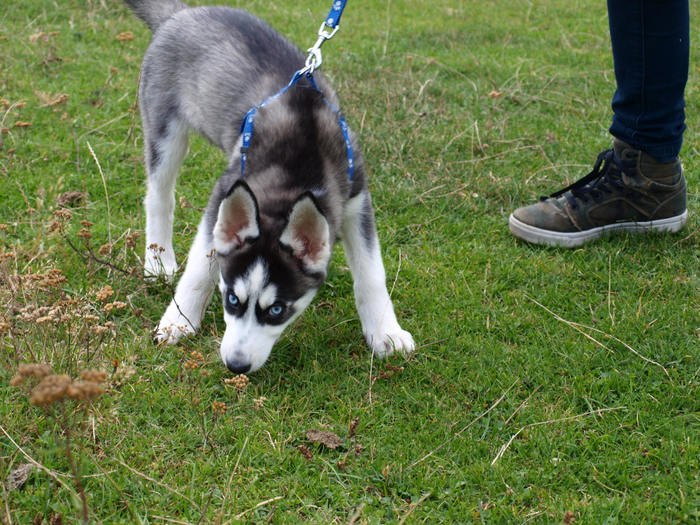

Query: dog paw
[153,322,195,344]
[368,329,415,359]
[144,260,178,281]
[153,313,196,344]
[144,245,178,280]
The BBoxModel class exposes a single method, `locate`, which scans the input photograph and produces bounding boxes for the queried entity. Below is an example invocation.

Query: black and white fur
[123,0,414,373]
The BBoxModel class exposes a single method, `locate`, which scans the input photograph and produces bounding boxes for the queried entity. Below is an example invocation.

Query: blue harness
[238,0,353,181]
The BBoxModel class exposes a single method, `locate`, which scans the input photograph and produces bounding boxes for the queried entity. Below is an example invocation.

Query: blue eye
[268,305,284,317]
[228,293,239,307]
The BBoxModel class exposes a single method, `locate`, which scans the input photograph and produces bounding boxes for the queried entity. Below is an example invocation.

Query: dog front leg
[143,119,190,277]
[341,191,415,358]
[154,223,219,344]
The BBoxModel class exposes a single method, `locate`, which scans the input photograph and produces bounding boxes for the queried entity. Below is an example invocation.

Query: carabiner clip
[304,22,340,73]
[304,46,323,73]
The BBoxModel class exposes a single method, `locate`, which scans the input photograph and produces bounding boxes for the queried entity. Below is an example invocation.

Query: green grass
[2,0,700,523]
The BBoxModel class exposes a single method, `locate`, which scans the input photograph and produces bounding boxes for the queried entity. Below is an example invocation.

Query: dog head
[212,180,331,373]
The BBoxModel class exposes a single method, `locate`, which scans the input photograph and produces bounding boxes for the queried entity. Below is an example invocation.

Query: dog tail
[121,0,188,32]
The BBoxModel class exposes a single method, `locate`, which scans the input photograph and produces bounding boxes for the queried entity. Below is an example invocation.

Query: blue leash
[239,0,354,181]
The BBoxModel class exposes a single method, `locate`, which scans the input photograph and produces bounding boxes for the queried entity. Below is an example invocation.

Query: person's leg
[509,0,689,247]
[608,0,689,162]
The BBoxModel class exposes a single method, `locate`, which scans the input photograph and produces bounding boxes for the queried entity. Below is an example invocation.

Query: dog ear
[280,193,331,273]
[213,181,260,254]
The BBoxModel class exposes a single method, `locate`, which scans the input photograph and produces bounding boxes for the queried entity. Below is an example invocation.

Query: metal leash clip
[302,22,340,74]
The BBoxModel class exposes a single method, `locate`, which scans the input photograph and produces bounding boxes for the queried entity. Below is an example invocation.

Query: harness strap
[239,0,352,180]
[240,70,354,181]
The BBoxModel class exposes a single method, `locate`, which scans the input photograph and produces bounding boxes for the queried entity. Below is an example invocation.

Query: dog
[122,0,415,373]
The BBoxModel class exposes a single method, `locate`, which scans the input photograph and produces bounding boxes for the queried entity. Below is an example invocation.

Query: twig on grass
[382,0,391,57]
[231,496,284,522]
[397,492,431,525]
[446,145,544,166]
[62,232,131,275]
[78,112,131,142]
[491,406,626,465]
[196,487,215,525]
[525,295,669,377]
[151,516,194,525]
[81,448,142,525]
[214,436,249,525]
[0,422,81,501]
[406,53,478,91]
[405,380,518,470]
[2,471,12,525]
[504,386,540,426]
[348,505,365,525]
[87,141,112,243]
[414,338,449,351]
[113,456,200,510]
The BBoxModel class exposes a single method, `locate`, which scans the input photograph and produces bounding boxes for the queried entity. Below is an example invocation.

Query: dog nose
[226,359,251,374]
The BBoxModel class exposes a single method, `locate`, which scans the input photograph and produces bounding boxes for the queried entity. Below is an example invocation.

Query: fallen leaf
[307,429,342,449]
[297,445,313,460]
[56,191,87,208]
[7,463,34,491]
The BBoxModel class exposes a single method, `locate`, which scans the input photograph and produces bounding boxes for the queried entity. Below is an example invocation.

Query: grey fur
[122,0,188,32]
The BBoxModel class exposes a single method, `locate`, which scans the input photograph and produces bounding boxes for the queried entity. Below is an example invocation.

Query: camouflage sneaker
[509,139,688,247]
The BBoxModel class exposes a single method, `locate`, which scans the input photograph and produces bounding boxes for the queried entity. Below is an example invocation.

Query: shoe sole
[509,210,688,248]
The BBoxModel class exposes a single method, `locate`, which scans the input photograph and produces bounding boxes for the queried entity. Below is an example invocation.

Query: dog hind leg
[341,191,415,357]
[154,221,219,343]
[143,117,189,277]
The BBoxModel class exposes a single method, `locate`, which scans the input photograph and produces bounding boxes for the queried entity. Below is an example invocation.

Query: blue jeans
[608,0,689,162]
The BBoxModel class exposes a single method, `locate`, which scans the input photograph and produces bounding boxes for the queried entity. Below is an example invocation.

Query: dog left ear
[213,181,260,254]
[280,193,331,273]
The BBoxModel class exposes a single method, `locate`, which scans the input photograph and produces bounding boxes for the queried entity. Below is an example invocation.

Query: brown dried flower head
[48,94,69,106]
[104,301,127,312]
[11,363,52,386]
[14,365,106,405]
[66,381,104,401]
[95,285,114,302]
[80,369,107,383]
[116,31,134,41]
[212,401,228,414]
[30,374,72,406]
[224,374,249,390]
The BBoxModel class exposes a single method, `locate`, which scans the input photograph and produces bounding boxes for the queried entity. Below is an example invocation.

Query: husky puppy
[122,0,414,373]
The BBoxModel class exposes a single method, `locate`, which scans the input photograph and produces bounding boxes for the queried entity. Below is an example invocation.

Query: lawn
[1,0,700,523]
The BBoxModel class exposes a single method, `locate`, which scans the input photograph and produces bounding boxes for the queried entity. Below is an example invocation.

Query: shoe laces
[541,149,637,211]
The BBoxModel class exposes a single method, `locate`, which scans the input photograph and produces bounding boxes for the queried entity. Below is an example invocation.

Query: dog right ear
[213,181,260,254]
